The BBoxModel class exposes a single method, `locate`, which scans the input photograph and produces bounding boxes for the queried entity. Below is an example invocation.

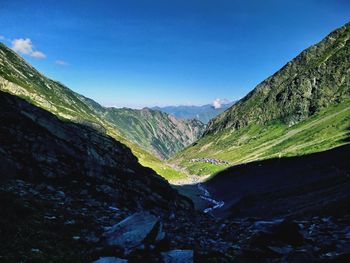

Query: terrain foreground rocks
[104,212,163,249]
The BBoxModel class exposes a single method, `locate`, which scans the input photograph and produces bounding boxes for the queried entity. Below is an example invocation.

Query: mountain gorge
[173,22,350,176]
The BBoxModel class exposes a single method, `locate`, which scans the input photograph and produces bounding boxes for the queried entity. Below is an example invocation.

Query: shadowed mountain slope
[204,144,350,219]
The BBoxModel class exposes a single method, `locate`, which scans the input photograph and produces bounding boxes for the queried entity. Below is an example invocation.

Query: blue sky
[0,0,349,108]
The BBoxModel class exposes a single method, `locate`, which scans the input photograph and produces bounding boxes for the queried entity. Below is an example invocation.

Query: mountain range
[152,102,235,124]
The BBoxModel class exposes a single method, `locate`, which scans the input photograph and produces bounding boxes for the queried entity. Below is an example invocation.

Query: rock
[251,219,304,247]
[270,220,304,245]
[57,190,65,198]
[93,257,127,263]
[161,250,194,263]
[282,250,315,263]
[105,212,162,249]
[64,219,76,225]
[268,245,293,254]
[31,248,41,253]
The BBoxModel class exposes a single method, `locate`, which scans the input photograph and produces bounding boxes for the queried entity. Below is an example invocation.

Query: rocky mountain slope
[0,42,203,179]
[77,94,204,159]
[2,89,350,262]
[206,22,350,135]
[172,22,350,176]
[0,90,190,261]
[152,102,234,124]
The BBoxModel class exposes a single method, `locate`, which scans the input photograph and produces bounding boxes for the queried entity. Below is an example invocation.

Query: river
[197,183,225,213]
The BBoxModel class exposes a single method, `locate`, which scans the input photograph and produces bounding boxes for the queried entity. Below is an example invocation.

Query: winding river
[197,183,225,213]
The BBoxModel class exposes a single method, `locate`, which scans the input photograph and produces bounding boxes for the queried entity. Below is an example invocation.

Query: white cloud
[212,98,230,109]
[0,35,5,40]
[31,50,46,58]
[55,60,69,66]
[11,38,46,58]
[212,98,222,109]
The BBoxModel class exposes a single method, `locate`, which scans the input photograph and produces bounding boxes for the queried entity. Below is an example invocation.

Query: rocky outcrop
[105,212,163,249]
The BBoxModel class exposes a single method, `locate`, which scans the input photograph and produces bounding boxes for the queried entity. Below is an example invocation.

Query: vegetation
[172,99,350,176]
[172,22,350,177]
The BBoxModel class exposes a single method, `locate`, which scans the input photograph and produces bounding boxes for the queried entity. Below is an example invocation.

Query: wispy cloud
[55,60,69,66]
[11,38,46,59]
[0,35,5,40]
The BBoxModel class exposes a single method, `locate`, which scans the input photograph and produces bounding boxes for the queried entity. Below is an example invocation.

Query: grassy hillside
[205,22,350,135]
[172,100,349,176]
[172,22,350,177]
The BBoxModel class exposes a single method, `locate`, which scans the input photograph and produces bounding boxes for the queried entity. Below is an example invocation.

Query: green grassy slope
[77,95,205,159]
[0,43,187,180]
[171,22,350,177]
[172,100,350,176]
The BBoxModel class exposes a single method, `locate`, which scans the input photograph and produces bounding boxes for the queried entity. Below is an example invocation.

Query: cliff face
[205,22,350,135]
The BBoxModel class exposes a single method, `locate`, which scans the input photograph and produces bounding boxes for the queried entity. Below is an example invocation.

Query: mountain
[206,23,350,134]
[0,42,204,179]
[104,108,204,159]
[172,22,350,176]
[76,94,204,159]
[152,102,234,124]
[0,90,197,261]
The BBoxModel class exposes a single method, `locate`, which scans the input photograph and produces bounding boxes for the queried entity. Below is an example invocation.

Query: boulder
[161,250,194,263]
[105,212,163,249]
[93,257,127,263]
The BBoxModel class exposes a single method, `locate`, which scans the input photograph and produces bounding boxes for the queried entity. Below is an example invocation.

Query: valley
[0,14,349,263]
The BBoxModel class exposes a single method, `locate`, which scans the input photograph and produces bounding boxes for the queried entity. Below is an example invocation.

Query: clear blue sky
[0,0,349,108]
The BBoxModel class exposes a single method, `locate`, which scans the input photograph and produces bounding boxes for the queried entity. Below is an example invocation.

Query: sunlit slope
[172,101,349,176]
[172,22,350,177]
[0,43,186,180]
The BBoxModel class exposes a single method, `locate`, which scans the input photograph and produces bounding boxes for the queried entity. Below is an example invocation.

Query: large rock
[161,250,194,263]
[93,257,127,263]
[105,212,163,249]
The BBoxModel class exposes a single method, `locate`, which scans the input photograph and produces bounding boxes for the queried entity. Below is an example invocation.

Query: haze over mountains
[0,20,350,262]
[152,100,235,124]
